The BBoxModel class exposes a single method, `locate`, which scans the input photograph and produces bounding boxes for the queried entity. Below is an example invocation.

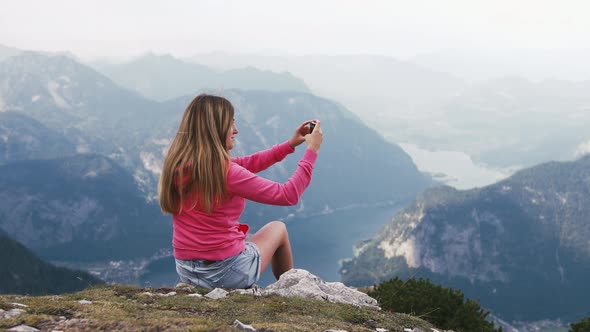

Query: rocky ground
[0,269,442,332]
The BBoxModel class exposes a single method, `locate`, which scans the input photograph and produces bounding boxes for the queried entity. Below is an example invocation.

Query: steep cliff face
[0,154,170,261]
[341,155,590,321]
[0,52,164,157]
[0,112,76,163]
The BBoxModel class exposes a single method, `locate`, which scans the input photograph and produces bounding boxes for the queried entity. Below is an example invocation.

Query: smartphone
[309,121,316,133]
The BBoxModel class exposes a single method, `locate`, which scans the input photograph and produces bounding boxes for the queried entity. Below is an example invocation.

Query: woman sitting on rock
[159,94,323,289]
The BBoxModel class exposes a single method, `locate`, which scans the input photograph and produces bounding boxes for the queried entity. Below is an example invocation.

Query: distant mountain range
[91,53,311,101]
[187,52,466,118]
[10,48,588,169]
[0,51,168,195]
[418,77,590,168]
[0,230,103,295]
[0,44,21,61]
[0,51,164,147]
[341,155,590,322]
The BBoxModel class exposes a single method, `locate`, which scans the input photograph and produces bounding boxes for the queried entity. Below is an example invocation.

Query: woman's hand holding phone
[305,120,322,153]
[289,120,319,149]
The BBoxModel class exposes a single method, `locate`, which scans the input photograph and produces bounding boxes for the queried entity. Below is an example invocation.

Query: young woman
[159,94,323,289]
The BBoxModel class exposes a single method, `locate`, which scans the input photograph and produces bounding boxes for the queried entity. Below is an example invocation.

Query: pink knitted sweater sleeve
[227,149,318,206]
[231,141,295,173]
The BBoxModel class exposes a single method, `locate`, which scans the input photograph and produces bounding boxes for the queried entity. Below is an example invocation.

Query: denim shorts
[175,241,261,290]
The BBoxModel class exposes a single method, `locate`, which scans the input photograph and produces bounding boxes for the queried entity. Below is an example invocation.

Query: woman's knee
[268,221,288,236]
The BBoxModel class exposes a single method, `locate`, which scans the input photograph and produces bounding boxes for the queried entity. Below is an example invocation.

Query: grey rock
[7,325,39,332]
[140,292,154,296]
[376,328,389,332]
[1,308,26,319]
[231,284,263,296]
[10,303,28,308]
[205,288,229,299]
[187,293,203,297]
[232,319,256,332]
[157,291,176,297]
[262,269,380,309]
[322,330,349,332]
[364,319,378,328]
[78,300,92,304]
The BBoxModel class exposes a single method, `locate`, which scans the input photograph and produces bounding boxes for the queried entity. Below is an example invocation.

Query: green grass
[0,284,436,331]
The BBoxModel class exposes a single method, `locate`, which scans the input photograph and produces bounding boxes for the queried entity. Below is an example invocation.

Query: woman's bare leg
[249,221,293,279]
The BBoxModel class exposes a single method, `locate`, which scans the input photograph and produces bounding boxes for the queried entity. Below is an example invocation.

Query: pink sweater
[172,141,318,260]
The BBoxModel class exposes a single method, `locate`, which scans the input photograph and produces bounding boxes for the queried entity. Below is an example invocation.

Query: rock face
[261,269,379,309]
[0,155,170,261]
[0,308,25,319]
[0,112,77,164]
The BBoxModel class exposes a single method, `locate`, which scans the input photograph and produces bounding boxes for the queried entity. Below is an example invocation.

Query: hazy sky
[1,0,589,59]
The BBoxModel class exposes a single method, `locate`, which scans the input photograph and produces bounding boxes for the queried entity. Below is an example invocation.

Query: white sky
[1,0,589,59]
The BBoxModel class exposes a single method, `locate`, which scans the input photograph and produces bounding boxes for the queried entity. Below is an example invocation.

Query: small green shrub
[570,316,590,332]
[369,277,501,332]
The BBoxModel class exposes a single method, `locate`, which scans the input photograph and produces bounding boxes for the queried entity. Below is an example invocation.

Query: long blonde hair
[159,94,234,214]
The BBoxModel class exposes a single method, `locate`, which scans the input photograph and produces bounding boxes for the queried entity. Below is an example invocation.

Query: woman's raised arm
[227,149,318,206]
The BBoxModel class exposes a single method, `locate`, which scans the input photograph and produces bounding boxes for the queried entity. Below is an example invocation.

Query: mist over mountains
[411,48,590,82]
[187,52,466,119]
[0,44,21,61]
[0,52,163,143]
[5,47,588,174]
[92,53,311,101]
[406,76,590,168]
[187,51,590,171]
